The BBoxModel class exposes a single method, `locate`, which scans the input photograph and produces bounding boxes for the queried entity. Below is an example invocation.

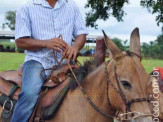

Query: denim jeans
[11,60,46,122]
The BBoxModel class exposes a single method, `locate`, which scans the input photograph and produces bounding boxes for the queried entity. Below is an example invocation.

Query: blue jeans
[12,60,46,122]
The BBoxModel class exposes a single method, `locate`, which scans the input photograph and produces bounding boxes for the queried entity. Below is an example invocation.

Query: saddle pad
[0,71,22,87]
[0,77,20,100]
[33,77,70,121]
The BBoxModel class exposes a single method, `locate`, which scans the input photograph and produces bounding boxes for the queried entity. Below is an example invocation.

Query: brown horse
[0,28,153,122]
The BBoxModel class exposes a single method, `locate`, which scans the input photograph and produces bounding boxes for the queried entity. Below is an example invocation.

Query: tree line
[112,35,163,59]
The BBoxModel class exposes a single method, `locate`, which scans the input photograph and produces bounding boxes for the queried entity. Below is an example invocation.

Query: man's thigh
[22,60,46,89]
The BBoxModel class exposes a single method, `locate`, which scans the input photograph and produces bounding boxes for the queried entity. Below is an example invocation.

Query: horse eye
[121,81,131,89]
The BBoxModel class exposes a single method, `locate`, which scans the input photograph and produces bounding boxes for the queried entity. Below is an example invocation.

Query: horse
[0,28,153,122]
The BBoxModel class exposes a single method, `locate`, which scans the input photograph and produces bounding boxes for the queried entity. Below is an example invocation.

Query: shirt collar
[33,0,67,6]
[33,0,67,9]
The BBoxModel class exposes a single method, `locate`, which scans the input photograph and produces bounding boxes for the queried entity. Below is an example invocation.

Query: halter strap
[105,59,151,120]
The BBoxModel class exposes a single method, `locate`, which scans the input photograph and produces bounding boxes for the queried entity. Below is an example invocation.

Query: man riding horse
[11,0,88,121]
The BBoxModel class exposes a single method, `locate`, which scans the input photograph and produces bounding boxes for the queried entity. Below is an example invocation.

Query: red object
[154,67,163,80]
[153,67,163,92]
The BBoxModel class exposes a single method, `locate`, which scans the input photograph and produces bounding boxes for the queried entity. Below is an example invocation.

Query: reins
[68,59,152,121]
[40,34,152,121]
[104,59,152,121]
[67,60,116,120]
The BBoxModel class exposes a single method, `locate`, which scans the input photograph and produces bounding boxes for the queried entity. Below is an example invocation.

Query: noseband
[105,60,151,121]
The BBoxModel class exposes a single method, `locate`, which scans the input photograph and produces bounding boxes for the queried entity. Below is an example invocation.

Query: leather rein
[105,60,151,121]
[41,35,152,121]
[67,59,152,121]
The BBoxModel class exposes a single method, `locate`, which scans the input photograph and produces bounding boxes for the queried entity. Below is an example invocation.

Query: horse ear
[102,30,121,59]
[130,28,141,60]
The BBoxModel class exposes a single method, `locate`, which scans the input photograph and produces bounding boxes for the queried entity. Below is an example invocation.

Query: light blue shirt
[15,0,88,76]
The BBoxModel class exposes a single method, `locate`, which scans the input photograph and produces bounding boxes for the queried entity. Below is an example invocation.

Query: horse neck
[53,63,115,122]
[83,63,106,93]
[81,63,115,115]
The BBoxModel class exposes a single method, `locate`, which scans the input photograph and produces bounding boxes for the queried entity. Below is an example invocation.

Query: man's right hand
[45,38,68,52]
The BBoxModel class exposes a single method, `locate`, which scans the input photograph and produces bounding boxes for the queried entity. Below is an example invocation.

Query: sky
[0,0,162,44]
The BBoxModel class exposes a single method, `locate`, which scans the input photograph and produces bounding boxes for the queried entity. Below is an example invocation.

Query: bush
[0,42,24,53]
[0,42,15,52]
[16,47,24,53]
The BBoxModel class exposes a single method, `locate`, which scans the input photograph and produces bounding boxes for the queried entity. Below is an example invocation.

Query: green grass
[142,59,163,73]
[0,52,25,71]
[0,52,163,73]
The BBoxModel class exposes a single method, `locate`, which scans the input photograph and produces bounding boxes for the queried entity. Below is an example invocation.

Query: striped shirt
[15,0,88,76]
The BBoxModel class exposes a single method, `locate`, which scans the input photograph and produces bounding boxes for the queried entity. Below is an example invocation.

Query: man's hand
[45,38,68,52]
[62,46,78,61]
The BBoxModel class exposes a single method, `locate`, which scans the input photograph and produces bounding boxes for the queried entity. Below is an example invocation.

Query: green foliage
[0,42,15,50]
[112,38,125,50]
[0,42,24,52]
[156,34,163,45]
[141,34,163,59]
[140,0,163,33]
[2,11,16,30]
[85,0,129,28]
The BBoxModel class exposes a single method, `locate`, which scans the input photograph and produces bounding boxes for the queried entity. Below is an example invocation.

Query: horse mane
[69,59,96,90]
[68,51,133,90]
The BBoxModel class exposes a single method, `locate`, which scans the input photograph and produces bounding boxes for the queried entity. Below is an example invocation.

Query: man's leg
[12,60,46,122]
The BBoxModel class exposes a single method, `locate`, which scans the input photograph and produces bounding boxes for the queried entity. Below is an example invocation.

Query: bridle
[67,58,152,121]
[41,35,152,121]
[105,60,151,121]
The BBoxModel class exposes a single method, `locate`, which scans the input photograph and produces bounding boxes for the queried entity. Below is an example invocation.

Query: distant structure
[0,31,15,39]
[0,31,102,43]
[0,31,106,55]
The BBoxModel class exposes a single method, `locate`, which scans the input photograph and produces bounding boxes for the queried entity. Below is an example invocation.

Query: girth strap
[8,84,19,100]
[0,84,19,122]
[0,84,19,110]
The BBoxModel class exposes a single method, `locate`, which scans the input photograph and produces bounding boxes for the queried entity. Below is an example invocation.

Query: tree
[112,38,125,50]
[156,34,163,45]
[85,0,129,28]
[141,42,150,57]
[141,34,163,59]
[140,0,163,33]
[2,11,16,31]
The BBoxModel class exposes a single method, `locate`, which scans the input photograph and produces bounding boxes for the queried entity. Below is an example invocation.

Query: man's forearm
[16,37,67,51]
[16,37,46,51]
[72,34,86,51]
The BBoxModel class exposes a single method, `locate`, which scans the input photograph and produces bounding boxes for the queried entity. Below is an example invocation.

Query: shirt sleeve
[72,4,88,38]
[15,6,31,40]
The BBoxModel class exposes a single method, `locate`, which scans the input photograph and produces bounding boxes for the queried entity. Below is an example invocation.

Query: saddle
[0,64,79,121]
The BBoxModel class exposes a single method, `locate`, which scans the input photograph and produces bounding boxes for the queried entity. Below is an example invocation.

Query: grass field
[0,52,163,73]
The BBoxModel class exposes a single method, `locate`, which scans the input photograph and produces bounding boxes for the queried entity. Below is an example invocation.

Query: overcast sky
[0,0,162,43]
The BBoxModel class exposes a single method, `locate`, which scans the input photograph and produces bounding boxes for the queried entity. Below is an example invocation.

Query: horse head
[103,28,153,122]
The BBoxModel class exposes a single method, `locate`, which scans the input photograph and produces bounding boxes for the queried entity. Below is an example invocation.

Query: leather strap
[67,61,115,119]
